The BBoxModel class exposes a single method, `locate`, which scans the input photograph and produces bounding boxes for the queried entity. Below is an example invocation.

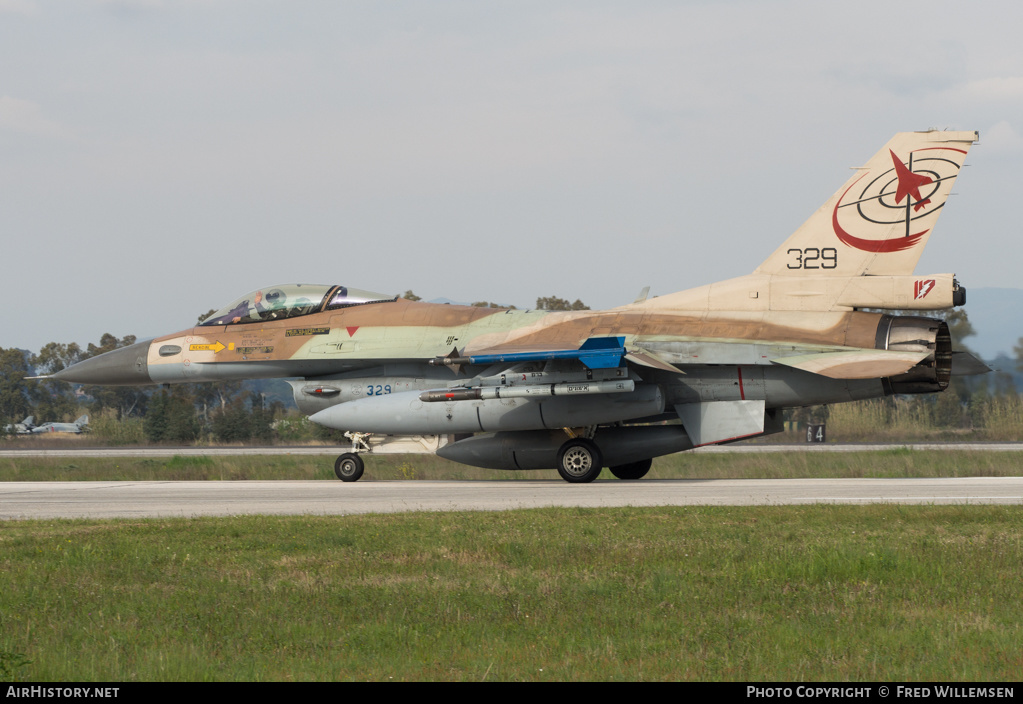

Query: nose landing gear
[334,453,365,482]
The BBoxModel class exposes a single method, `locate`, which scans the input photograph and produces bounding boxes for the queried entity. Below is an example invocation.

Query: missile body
[419,379,634,402]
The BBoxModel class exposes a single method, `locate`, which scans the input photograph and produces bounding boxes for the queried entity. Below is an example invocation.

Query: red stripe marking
[737,366,746,400]
[914,146,969,155]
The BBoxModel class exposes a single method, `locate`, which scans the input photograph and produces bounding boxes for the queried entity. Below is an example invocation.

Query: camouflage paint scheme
[51,131,984,482]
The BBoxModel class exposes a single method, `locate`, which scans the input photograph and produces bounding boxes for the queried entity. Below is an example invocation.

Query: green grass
[1,448,1021,482]
[2,450,1020,681]
[1,506,1021,681]
[654,448,1023,479]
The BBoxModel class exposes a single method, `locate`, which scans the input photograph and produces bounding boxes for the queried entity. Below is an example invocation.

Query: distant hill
[963,288,1023,360]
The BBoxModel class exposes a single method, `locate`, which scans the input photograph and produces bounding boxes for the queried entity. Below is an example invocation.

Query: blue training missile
[430,336,626,370]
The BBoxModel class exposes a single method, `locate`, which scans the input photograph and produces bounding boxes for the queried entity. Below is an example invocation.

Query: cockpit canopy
[200,284,396,326]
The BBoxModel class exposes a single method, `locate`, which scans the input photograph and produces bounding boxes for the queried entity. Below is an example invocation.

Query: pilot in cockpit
[204,284,393,327]
[259,289,288,320]
[212,293,255,324]
[214,290,271,324]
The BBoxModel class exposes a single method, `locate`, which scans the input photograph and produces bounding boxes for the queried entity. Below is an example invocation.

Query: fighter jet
[30,415,89,434]
[49,130,986,482]
[3,416,36,434]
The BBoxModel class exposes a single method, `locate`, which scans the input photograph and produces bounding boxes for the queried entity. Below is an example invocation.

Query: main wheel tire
[609,458,652,480]
[556,439,603,483]
[334,453,365,482]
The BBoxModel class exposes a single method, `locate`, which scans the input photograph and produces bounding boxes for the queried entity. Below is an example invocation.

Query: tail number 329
[787,247,838,270]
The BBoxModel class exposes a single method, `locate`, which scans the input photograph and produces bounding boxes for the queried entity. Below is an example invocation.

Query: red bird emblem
[890,150,933,212]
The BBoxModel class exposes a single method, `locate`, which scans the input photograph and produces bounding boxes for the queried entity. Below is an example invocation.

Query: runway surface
[2,477,1022,520]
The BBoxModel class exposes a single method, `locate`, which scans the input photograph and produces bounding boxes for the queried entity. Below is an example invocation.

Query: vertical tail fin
[755,130,978,278]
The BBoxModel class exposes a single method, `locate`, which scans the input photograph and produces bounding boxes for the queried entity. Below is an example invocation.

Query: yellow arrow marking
[188,342,226,353]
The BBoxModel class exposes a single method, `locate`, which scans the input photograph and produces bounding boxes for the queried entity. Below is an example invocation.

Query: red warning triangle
[346,326,360,337]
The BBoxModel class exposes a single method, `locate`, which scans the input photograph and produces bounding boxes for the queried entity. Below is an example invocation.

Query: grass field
[1,447,1022,482]
[1,450,1021,682]
[1,505,1021,681]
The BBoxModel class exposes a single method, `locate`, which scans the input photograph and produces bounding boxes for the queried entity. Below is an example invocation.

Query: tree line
[0,332,296,444]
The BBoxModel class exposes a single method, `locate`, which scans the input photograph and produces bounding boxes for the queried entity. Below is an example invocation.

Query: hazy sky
[3,0,1021,352]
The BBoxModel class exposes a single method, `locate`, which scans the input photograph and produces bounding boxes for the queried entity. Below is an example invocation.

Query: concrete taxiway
[2,477,1022,520]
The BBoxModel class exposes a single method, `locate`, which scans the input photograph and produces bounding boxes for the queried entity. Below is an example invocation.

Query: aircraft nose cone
[51,340,152,386]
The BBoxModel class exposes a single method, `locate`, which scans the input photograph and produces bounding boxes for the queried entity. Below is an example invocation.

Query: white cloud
[94,0,164,9]
[3,0,1023,351]
[963,76,1023,101]
[0,0,35,16]
[0,96,70,137]
[983,120,1023,153]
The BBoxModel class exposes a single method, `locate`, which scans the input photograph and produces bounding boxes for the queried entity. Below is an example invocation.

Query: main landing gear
[556,438,604,483]
[554,438,652,483]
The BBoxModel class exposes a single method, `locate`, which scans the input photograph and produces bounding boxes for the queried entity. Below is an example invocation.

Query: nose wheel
[334,453,365,482]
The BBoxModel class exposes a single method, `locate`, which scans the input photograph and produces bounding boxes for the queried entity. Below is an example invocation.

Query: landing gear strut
[332,431,371,482]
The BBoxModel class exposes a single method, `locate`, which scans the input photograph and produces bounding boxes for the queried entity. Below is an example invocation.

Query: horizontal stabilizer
[770,349,930,379]
[675,400,766,447]
[950,351,992,376]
